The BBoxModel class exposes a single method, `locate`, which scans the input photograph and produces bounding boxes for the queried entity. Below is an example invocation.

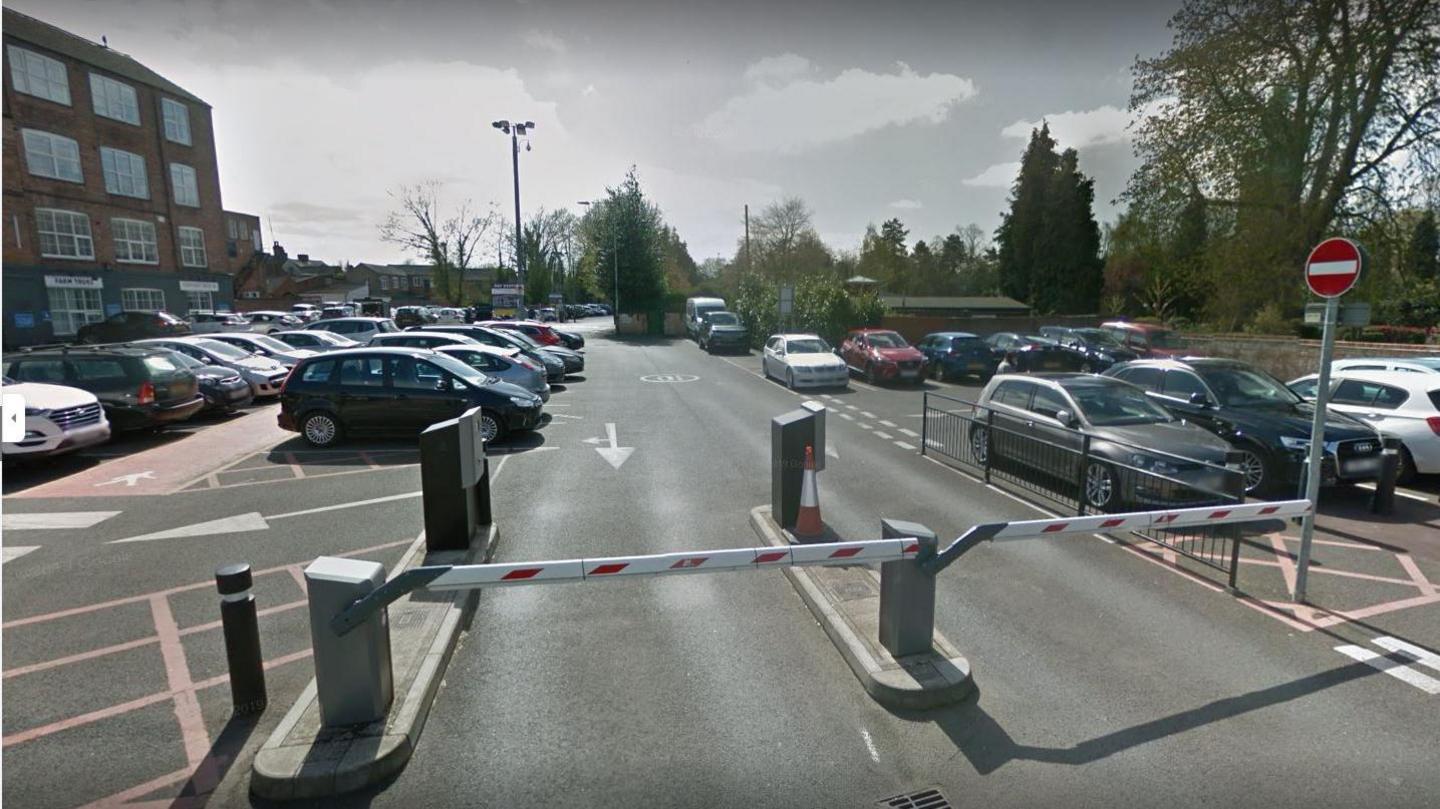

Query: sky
[10,0,1181,266]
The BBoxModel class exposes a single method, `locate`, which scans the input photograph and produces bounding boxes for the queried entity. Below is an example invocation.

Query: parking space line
[879,420,897,428]
[899,428,919,438]
[844,404,858,410]
[1354,481,1434,503]
[1334,644,1440,694]
[1397,555,1439,595]
[838,413,854,421]
[3,511,121,530]
[861,411,877,419]
[858,423,873,430]
[285,451,306,479]
[851,379,881,392]
[894,441,916,451]
[874,431,892,440]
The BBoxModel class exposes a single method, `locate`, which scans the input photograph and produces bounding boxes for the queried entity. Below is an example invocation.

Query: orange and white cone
[794,445,824,538]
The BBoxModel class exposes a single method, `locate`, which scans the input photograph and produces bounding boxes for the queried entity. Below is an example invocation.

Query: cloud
[743,53,812,84]
[698,62,976,152]
[961,162,1020,188]
[522,29,566,55]
[1001,104,1134,149]
[888,199,923,210]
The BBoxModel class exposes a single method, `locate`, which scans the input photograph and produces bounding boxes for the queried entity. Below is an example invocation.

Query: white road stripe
[1373,637,1440,675]
[860,728,880,764]
[1353,482,1433,503]
[839,413,854,421]
[894,441,916,451]
[844,404,858,411]
[879,420,897,428]
[874,431,893,440]
[3,511,121,530]
[899,429,919,437]
[2,546,40,563]
[859,423,873,430]
[1334,644,1440,694]
[861,411,877,419]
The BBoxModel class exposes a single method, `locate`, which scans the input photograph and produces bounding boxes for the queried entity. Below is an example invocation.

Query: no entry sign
[1305,237,1364,298]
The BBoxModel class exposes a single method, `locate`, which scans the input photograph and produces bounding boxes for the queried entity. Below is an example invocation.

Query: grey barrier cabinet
[801,400,826,471]
[419,408,491,552]
[771,408,817,530]
[305,557,392,726]
[878,519,938,658]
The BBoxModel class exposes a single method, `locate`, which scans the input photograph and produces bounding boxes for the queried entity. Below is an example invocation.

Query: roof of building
[3,9,208,106]
[880,295,1030,311]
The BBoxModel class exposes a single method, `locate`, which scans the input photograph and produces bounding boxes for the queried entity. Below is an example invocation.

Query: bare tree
[750,197,821,281]
[380,181,498,304]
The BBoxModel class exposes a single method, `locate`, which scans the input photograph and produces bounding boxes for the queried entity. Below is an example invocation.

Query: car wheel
[301,412,343,448]
[1396,446,1417,485]
[1235,446,1271,497]
[930,362,943,382]
[1084,461,1120,511]
[477,409,507,445]
[969,425,989,464]
[785,369,795,390]
[865,363,879,385]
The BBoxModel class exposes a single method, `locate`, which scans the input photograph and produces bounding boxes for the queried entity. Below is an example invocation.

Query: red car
[1099,321,1188,358]
[481,320,562,347]
[839,329,927,385]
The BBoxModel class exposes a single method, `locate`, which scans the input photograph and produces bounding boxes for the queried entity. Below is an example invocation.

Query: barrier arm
[330,566,452,637]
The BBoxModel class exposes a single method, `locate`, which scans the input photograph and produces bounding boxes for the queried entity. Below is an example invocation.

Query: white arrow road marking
[591,422,635,470]
[1335,644,1440,695]
[109,490,423,544]
[3,511,120,530]
[95,471,155,488]
[2,546,40,564]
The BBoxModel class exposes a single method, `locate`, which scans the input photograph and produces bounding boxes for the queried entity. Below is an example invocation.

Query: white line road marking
[1373,636,1440,674]
[859,423,873,430]
[548,413,585,420]
[3,511,121,530]
[839,413,854,421]
[861,411,877,419]
[894,441,916,451]
[844,404,859,411]
[851,380,881,392]
[860,729,880,764]
[110,490,424,544]
[879,420,897,428]
[821,395,838,401]
[1335,644,1440,694]
[1353,482,1433,503]
[899,428,919,437]
[874,431,893,440]
[2,546,40,563]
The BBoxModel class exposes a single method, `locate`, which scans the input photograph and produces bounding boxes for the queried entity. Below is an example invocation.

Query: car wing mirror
[1188,391,1214,407]
[1056,408,1077,428]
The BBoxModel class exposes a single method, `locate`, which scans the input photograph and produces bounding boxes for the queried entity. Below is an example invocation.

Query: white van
[685,297,727,340]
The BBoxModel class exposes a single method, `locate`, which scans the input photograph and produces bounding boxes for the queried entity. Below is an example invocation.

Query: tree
[379,181,498,305]
[519,208,579,304]
[1407,209,1439,279]
[742,197,833,283]
[996,124,1060,304]
[576,168,668,322]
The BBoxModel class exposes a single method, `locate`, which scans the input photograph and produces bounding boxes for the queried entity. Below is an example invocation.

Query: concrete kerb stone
[249,522,499,800]
[748,505,973,711]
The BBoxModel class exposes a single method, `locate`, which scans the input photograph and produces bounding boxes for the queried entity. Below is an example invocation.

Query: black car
[1105,358,1384,496]
[160,350,254,413]
[76,311,191,344]
[698,311,749,354]
[1039,327,1140,372]
[985,333,1087,373]
[278,347,544,447]
[409,325,569,381]
[4,346,205,430]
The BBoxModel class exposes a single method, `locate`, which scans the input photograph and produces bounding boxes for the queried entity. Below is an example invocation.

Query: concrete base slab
[248,523,498,800]
[750,505,973,711]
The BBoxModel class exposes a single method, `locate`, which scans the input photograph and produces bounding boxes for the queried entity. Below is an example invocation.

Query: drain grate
[876,787,951,808]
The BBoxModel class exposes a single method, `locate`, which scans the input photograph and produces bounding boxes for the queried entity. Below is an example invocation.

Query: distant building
[880,295,1031,317]
[348,262,496,306]
[2,8,239,346]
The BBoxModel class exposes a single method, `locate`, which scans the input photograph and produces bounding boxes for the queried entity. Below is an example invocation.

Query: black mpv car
[277,348,544,447]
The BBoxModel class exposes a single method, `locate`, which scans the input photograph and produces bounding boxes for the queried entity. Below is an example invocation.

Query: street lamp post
[578,199,619,325]
[491,119,534,291]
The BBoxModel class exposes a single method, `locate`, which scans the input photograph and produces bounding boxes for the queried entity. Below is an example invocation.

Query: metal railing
[921,390,1251,585]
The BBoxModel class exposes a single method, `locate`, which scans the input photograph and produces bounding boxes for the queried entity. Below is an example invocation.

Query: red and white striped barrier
[422,538,920,592]
[987,499,1312,542]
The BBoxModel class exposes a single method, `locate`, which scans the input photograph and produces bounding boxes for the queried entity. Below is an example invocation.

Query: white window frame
[169,163,199,207]
[8,45,70,105]
[121,288,166,312]
[186,290,214,312]
[21,129,83,182]
[379,275,391,290]
[35,208,95,260]
[111,218,158,264]
[89,72,139,124]
[100,147,149,198]
[161,97,191,145]
[48,287,104,336]
[178,226,207,268]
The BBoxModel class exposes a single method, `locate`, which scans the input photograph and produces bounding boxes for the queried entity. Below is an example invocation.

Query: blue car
[916,332,998,382]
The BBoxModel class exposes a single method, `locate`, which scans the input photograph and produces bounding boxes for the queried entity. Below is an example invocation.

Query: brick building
[2,8,239,346]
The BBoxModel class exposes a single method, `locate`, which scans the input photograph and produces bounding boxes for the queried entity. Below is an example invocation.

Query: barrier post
[878,519,937,658]
[1076,434,1092,516]
[801,400,827,471]
[982,408,994,484]
[215,563,267,715]
[772,408,816,529]
[459,407,492,527]
[305,557,392,727]
[1224,461,1247,592]
[419,415,478,552]
[920,392,929,457]
[1370,438,1400,516]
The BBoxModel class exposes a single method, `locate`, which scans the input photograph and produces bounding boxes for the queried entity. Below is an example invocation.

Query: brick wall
[880,313,1098,344]
[1181,334,1440,381]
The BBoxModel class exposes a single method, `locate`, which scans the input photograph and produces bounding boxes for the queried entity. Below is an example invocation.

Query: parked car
[1288,369,1440,483]
[1330,356,1440,375]
[839,329,927,385]
[290,303,321,322]
[156,350,254,414]
[320,305,356,319]
[414,325,569,381]
[240,311,304,334]
[984,333,1088,373]
[1,376,111,458]
[762,334,849,389]
[187,311,252,334]
[206,332,320,368]
[536,307,558,322]
[277,348,544,447]
[697,311,749,354]
[1039,327,1140,372]
[550,328,585,350]
[685,297,727,340]
[131,336,291,398]
[480,320,567,347]
[392,306,435,329]
[76,310,191,344]
[1105,358,1384,496]
[1099,321,1187,358]
[433,344,551,402]
[369,331,481,349]
[973,373,1234,510]
[4,346,204,431]
[304,317,400,344]
[916,332,997,382]
[271,330,363,352]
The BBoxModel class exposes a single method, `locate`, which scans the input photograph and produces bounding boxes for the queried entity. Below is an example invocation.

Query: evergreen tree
[1407,210,1439,280]
[996,124,1059,303]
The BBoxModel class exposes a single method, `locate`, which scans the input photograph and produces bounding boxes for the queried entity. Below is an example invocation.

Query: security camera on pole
[1294,237,1366,603]
[492,119,535,293]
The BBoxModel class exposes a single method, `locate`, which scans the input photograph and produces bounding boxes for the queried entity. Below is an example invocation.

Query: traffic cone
[794,445,824,538]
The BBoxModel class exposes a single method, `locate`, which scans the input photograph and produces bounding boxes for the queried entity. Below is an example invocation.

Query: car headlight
[1128,454,1178,476]
[1279,436,1310,451]
[509,395,535,407]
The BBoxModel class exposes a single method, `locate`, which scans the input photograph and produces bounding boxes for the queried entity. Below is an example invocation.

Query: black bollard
[1370,446,1400,516]
[215,563,267,715]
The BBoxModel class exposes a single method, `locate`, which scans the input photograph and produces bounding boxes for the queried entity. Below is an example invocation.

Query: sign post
[1295,237,1364,602]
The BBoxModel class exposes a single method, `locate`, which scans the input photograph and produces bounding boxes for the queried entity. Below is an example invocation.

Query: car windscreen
[188,339,253,361]
[706,313,739,326]
[1067,382,1174,425]
[248,335,297,353]
[787,339,831,354]
[1074,329,1125,349]
[427,352,491,387]
[1195,366,1301,407]
[163,351,203,369]
[696,303,725,317]
[865,332,908,348]
[142,355,184,375]
[502,330,543,349]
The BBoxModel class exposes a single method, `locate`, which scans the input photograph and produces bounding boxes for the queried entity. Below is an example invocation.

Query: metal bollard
[215,563,267,715]
[877,519,937,658]
[1370,444,1400,515]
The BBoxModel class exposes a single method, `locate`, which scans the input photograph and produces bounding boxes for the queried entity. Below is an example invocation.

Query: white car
[188,311,252,334]
[206,332,319,367]
[1331,356,1440,375]
[1,378,111,458]
[761,334,849,390]
[1289,369,1440,482]
[240,311,304,334]
[271,330,363,352]
[133,337,291,397]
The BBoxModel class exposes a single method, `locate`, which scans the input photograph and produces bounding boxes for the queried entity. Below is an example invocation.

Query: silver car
[206,332,319,368]
[132,336,291,397]
[271,330,362,352]
[434,344,551,402]
[187,311,252,333]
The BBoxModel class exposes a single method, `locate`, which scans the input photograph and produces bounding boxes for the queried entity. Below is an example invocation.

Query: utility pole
[744,204,751,274]
[492,120,534,291]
